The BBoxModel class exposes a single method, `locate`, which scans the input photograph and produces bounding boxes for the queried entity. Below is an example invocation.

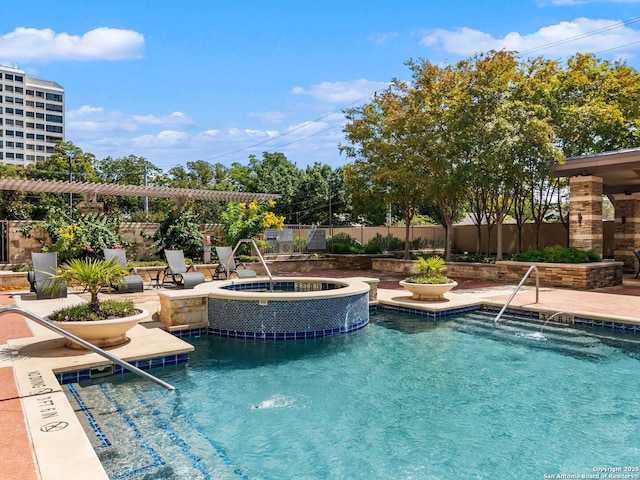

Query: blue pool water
[73,311,640,479]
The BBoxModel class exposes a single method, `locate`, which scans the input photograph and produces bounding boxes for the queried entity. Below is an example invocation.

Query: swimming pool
[69,310,640,479]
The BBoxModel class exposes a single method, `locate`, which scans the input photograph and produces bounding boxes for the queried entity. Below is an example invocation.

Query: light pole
[68,156,73,217]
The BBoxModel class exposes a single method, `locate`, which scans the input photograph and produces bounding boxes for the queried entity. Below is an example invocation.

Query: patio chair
[163,249,206,289]
[634,250,640,279]
[213,246,257,279]
[103,248,144,293]
[27,252,67,299]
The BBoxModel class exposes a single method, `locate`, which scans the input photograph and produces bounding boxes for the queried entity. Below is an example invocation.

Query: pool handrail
[0,306,175,390]
[493,265,539,325]
[230,238,273,283]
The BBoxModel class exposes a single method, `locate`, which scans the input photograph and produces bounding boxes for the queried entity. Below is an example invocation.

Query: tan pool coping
[3,273,640,479]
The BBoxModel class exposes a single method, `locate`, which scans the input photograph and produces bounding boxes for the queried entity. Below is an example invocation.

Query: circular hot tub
[207,277,370,340]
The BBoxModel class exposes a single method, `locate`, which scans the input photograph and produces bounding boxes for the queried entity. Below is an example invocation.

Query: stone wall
[372,258,623,290]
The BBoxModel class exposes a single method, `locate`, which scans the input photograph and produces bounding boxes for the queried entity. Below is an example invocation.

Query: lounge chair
[27,252,67,299]
[163,249,206,289]
[213,246,257,279]
[634,250,640,279]
[103,248,144,293]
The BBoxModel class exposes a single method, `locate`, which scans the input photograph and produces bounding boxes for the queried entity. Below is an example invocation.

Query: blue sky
[1,0,639,172]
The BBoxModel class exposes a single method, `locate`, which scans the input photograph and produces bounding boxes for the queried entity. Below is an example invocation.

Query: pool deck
[2,271,640,479]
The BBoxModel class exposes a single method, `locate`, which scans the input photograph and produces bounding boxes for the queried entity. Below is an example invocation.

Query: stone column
[569,176,603,257]
[612,193,640,272]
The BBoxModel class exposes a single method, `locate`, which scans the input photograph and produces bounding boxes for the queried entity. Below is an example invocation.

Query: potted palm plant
[399,256,457,301]
[44,257,149,349]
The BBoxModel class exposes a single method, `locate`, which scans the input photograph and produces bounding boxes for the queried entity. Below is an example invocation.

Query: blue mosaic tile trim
[378,303,478,320]
[171,327,209,338]
[212,318,369,340]
[208,291,369,338]
[222,280,343,292]
[113,354,189,375]
[56,369,91,385]
[56,354,189,384]
[99,384,165,478]
[66,384,111,449]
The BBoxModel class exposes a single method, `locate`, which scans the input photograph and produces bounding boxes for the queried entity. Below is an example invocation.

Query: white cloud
[292,79,389,103]
[371,32,399,45]
[0,27,144,63]
[67,105,192,132]
[420,17,640,58]
[131,130,189,147]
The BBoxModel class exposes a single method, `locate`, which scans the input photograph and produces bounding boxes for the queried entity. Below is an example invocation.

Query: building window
[5,108,13,114]
[26,89,34,96]
[26,133,34,139]
[46,103,63,112]
[5,86,13,92]
[5,74,13,81]
[36,134,44,140]
[16,142,24,148]
[36,145,44,151]
[6,130,13,136]
[26,144,34,150]
[26,155,35,161]
[6,153,14,159]
[15,87,23,93]
[26,123,34,129]
[46,93,63,102]
[16,153,24,159]
[26,101,34,107]
[5,119,13,126]
[46,125,63,133]
[15,109,23,116]
[26,111,34,117]
[46,114,63,123]
[36,113,44,119]
[35,91,44,98]
[35,102,44,108]
[15,131,23,137]
[5,96,13,103]
[15,98,23,104]
[6,141,14,147]
[35,124,44,130]
[15,120,23,127]
[14,76,23,83]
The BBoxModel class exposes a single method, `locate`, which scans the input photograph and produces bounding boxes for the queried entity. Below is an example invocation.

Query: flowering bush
[19,207,126,263]
[222,200,285,251]
[148,208,204,261]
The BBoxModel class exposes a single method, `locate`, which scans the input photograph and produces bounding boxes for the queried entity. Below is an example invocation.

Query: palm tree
[45,257,129,314]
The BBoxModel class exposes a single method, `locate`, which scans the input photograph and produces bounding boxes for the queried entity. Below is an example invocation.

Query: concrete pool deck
[2,272,640,479]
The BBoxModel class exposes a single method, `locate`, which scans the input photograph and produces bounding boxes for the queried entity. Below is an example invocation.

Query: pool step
[447,311,608,358]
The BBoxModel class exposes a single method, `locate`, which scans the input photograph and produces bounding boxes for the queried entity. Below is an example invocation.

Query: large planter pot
[50,309,149,349]
[399,280,457,301]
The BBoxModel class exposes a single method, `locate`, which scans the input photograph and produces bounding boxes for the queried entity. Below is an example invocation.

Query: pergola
[551,147,640,271]
[0,178,280,205]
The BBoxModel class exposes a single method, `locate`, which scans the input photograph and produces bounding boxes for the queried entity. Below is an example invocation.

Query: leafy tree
[342,84,433,259]
[26,141,99,219]
[96,154,166,220]
[0,162,31,219]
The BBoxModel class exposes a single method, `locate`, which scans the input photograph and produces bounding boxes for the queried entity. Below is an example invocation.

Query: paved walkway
[2,271,640,479]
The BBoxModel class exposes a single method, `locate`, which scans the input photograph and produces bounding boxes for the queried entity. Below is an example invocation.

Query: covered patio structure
[552,147,640,272]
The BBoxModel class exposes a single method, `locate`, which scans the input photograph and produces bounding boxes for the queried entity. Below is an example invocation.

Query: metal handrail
[0,307,175,390]
[494,265,539,325]
[229,238,273,283]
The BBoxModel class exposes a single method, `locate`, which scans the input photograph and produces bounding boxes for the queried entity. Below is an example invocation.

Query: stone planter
[50,309,148,349]
[399,280,457,301]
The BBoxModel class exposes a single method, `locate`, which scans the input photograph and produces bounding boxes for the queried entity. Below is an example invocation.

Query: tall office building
[0,65,64,165]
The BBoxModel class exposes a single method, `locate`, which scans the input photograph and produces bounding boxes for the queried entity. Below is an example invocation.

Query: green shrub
[366,233,404,252]
[512,246,601,263]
